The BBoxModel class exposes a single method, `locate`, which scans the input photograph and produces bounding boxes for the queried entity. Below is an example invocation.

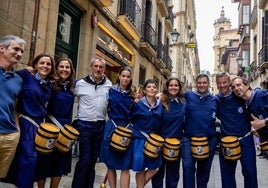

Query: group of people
[0,35,76,188]
[1,34,268,188]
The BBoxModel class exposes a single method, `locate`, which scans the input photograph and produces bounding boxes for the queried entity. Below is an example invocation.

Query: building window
[262,10,268,46]
[242,50,249,67]
[139,65,146,85]
[243,5,250,24]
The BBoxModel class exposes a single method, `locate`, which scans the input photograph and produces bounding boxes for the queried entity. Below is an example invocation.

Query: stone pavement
[1,151,268,188]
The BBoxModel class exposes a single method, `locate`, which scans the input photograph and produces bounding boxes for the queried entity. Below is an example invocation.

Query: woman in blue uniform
[152,77,186,188]
[10,53,55,188]
[129,79,163,188]
[37,57,76,188]
[100,66,134,188]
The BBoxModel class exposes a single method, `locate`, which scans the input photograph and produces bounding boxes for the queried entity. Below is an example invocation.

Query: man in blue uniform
[0,35,25,179]
[181,74,217,188]
[231,76,268,140]
[216,72,258,188]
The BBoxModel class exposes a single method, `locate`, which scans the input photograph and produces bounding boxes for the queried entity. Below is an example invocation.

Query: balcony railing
[258,45,268,67]
[163,53,173,72]
[250,6,257,28]
[140,21,157,50]
[165,7,174,32]
[118,0,141,28]
[156,41,164,60]
[167,7,174,25]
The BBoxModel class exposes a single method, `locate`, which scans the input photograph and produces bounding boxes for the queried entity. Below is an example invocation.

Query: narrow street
[2,150,268,188]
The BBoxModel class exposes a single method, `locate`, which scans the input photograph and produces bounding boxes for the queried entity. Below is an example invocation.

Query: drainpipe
[29,0,40,64]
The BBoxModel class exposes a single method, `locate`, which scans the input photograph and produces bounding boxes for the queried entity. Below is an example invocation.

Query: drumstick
[135,86,140,94]
[100,172,108,188]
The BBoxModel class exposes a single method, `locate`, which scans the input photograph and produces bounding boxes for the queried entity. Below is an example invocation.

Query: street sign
[185,42,196,48]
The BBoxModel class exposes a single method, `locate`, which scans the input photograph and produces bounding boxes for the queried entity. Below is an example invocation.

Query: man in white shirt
[72,57,112,188]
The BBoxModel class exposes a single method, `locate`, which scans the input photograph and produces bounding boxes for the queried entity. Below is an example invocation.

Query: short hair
[0,35,26,48]
[90,57,106,68]
[216,72,230,82]
[143,79,158,89]
[231,76,252,90]
[196,73,210,83]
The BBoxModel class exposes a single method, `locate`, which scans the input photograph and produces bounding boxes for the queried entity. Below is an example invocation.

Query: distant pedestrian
[0,35,25,179]
[72,57,112,188]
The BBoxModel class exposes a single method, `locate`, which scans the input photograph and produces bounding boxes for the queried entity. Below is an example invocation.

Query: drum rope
[140,130,149,138]
[238,129,255,140]
[47,114,63,129]
[111,119,131,128]
[19,114,40,128]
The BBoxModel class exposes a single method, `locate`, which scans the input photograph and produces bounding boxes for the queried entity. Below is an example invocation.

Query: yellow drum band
[191,137,209,160]
[221,136,241,161]
[162,137,181,161]
[35,123,60,154]
[55,124,80,153]
[110,126,132,152]
[144,133,164,159]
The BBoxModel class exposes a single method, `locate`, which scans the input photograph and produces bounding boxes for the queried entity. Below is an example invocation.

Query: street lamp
[236,56,244,76]
[170,29,180,45]
[236,56,243,66]
[157,29,180,50]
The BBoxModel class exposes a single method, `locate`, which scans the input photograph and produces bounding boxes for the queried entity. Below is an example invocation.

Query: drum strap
[238,130,253,140]
[47,114,63,129]
[140,131,149,138]
[19,114,40,128]
[111,119,131,129]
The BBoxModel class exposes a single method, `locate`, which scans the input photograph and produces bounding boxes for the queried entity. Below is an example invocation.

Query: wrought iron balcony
[165,7,174,32]
[162,52,173,73]
[140,21,157,58]
[258,45,268,69]
[117,0,141,41]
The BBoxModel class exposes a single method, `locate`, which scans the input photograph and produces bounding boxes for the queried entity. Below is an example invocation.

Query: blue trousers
[219,135,258,188]
[151,156,181,188]
[181,136,217,188]
[71,119,105,188]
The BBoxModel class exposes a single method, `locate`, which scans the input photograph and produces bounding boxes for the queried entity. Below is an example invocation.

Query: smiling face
[90,59,105,82]
[0,40,24,69]
[57,60,71,82]
[167,79,180,97]
[118,70,132,90]
[196,76,210,95]
[34,56,52,79]
[231,78,250,100]
[144,82,158,98]
[216,75,231,96]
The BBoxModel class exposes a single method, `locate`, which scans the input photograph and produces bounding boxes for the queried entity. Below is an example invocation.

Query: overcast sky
[195,0,239,74]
